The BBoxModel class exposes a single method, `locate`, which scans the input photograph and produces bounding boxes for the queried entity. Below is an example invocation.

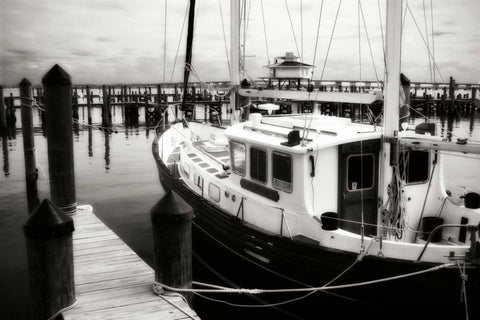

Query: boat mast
[384,1,402,136]
[181,0,196,114]
[379,0,402,231]
[230,0,241,124]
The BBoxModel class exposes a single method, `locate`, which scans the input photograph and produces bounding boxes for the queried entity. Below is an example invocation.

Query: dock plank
[63,205,199,320]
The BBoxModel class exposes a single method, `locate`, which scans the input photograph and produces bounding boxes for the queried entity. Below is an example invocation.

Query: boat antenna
[181,0,196,116]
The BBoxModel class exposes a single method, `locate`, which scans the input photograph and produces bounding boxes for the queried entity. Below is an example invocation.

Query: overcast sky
[1,0,478,86]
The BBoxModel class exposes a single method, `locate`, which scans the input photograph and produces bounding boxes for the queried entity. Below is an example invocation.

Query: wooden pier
[63,205,199,320]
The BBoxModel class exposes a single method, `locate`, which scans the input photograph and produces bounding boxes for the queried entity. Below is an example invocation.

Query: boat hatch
[338,139,381,236]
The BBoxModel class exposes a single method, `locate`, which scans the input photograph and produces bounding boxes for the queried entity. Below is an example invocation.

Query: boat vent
[281,130,300,147]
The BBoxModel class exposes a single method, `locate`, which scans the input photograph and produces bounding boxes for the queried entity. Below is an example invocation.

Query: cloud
[434,31,455,37]
[0,0,479,84]
[5,49,36,58]
[70,50,97,57]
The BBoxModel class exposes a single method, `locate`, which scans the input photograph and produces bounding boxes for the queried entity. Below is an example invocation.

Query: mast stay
[181,0,197,114]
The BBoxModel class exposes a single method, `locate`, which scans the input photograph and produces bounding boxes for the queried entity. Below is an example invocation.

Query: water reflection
[88,126,93,157]
[104,129,110,172]
[447,113,454,142]
[2,135,9,177]
[469,112,475,138]
[73,120,80,141]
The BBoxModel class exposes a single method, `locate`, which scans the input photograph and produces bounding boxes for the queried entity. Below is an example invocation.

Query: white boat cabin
[161,111,480,264]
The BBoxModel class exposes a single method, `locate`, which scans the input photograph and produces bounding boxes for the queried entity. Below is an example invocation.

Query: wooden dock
[62,205,199,320]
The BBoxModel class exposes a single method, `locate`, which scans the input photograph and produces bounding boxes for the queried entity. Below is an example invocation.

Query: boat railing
[416,223,479,262]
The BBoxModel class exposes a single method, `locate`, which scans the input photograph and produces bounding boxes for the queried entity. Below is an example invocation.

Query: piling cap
[151,190,194,223]
[42,64,72,85]
[24,199,75,238]
[19,78,31,87]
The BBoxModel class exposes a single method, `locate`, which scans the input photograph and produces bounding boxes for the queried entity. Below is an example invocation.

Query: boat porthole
[225,190,230,198]
[232,195,236,202]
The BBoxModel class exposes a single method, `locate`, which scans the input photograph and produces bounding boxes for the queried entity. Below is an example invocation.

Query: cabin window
[194,173,203,189]
[183,163,190,178]
[230,141,246,176]
[347,154,374,191]
[399,150,430,184]
[208,183,221,202]
[272,152,292,193]
[250,147,267,183]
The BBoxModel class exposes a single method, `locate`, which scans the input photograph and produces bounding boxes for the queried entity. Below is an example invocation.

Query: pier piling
[86,85,92,124]
[102,85,111,126]
[24,199,75,320]
[20,78,40,213]
[73,87,79,120]
[0,86,6,134]
[42,64,77,214]
[151,190,194,306]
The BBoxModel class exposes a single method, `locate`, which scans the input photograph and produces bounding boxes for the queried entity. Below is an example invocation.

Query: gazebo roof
[265,60,314,69]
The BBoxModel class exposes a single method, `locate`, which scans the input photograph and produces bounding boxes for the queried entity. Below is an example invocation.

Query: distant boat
[153,1,480,318]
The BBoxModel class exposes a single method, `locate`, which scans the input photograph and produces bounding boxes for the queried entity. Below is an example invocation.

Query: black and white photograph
[1,1,479,319]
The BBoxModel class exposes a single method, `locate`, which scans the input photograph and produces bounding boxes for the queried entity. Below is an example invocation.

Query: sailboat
[153,0,480,318]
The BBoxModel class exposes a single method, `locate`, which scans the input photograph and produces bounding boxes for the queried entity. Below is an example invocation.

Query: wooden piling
[108,86,112,119]
[151,190,194,306]
[86,86,92,124]
[20,78,40,213]
[73,87,79,120]
[0,86,6,134]
[24,199,75,320]
[102,85,111,126]
[449,77,456,100]
[42,64,77,214]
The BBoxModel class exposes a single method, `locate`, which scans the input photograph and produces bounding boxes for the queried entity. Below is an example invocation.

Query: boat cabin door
[338,140,381,236]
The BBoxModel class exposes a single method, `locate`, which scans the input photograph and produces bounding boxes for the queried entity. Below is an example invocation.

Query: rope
[319,0,342,81]
[152,285,197,320]
[310,0,324,80]
[20,99,164,134]
[456,260,470,320]
[243,0,253,75]
[360,138,365,249]
[260,0,270,64]
[414,160,437,242]
[430,0,435,82]
[170,4,189,82]
[163,0,168,83]
[422,0,433,82]
[300,0,303,62]
[46,299,77,320]
[192,250,355,309]
[358,0,362,81]
[405,2,445,83]
[33,148,49,181]
[60,202,78,215]
[194,290,317,309]
[185,63,234,97]
[358,0,380,84]
[377,0,386,70]
[218,0,231,77]
[152,262,455,295]
[284,0,301,59]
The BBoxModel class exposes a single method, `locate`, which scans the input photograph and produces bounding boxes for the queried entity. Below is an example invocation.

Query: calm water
[1,105,480,320]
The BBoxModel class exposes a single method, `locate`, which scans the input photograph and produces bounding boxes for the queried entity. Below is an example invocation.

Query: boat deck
[63,205,199,320]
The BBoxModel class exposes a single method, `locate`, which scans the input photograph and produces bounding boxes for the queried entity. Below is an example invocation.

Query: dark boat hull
[153,139,480,320]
